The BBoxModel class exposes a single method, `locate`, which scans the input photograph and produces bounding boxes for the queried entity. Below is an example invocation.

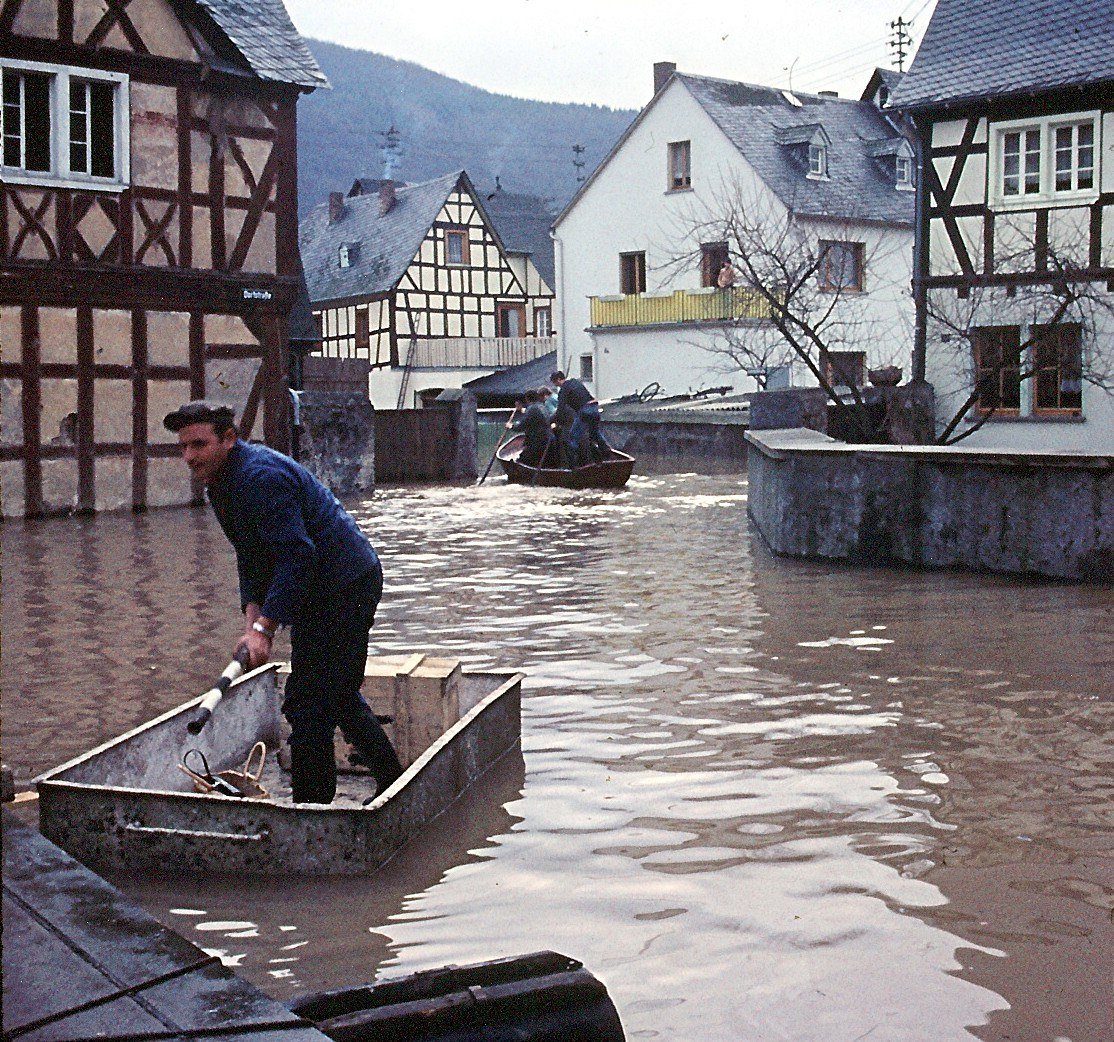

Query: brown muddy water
[2,471,1112,1041]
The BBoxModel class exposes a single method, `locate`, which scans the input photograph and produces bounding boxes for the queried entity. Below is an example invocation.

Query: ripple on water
[3,473,1111,1041]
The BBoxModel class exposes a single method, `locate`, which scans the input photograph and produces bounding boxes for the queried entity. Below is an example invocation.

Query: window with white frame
[579,353,594,382]
[534,306,551,337]
[896,154,913,188]
[808,142,827,178]
[1,59,128,188]
[990,112,1099,208]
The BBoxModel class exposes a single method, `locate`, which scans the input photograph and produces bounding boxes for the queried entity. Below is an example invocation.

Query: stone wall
[603,417,747,469]
[746,429,1112,582]
[296,391,375,497]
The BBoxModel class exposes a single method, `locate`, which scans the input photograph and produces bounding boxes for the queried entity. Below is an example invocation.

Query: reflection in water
[2,473,1111,1041]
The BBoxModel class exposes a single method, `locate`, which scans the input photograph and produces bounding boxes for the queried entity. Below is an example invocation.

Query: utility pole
[889,16,912,72]
[572,143,587,184]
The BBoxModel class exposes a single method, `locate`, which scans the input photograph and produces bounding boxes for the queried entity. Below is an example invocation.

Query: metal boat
[497,434,635,489]
[37,654,522,875]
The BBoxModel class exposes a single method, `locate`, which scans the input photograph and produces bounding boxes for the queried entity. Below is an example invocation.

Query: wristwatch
[252,621,276,640]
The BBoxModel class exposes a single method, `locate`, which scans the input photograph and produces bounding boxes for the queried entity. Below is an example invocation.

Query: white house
[889,0,1114,452]
[552,64,916,403]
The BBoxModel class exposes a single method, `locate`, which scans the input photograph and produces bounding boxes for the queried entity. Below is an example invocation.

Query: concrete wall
[746,428,1112,582]
[603,416,747,468]
[297,391,375,497]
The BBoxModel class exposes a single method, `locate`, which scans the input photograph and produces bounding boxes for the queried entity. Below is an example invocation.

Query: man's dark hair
[537,386,552,397]
[523,389,539,404]
[550,371,566,382]
[163,400,237,436]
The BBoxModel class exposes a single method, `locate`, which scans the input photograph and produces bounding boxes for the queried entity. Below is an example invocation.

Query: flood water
[3,471,1112,1042]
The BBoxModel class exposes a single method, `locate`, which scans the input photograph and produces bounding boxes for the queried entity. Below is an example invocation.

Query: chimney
[379,179,396,216]
[328,191,345,223]
[653,61,677,97]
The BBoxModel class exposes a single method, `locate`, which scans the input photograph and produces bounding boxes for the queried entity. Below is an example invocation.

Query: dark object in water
[288,950,625,1042]
[497,434,634,489]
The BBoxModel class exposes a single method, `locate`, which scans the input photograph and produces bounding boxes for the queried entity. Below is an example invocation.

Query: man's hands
[238,604,275,669]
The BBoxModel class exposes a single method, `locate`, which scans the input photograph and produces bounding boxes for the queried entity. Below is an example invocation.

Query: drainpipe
[910,114,929,383]
[551,228,568,372]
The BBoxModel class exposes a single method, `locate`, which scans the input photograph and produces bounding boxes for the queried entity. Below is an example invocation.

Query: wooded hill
[297,40,636,217]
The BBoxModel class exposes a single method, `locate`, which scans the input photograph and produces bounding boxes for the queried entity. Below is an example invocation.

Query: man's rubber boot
[290,742,337,804]
[337,706,404,795]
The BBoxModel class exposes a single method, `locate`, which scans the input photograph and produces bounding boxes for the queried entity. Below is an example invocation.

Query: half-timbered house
[890,0,1114,451]
[300,170,555,409]
[1,0,326,517]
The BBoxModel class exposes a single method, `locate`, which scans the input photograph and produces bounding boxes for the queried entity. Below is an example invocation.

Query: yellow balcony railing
[590,287,771,328]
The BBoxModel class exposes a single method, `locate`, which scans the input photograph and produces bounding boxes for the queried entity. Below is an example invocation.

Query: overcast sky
[283,0,938,110]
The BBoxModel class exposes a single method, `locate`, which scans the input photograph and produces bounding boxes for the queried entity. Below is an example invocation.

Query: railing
[590,287,771,328]
[406,336,556,370]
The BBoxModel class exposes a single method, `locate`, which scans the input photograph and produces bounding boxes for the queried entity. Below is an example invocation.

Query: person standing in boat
[505,389,553,468]
[551,370,609,466]
[164,400,403,805]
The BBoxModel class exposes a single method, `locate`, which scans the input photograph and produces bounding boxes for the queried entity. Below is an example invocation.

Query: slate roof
[888,0,1114,110]
[676,74,914,226]
[464,351,558,395]
[300,171,465,305]
[194,0,328,89]
[480,186,557,288]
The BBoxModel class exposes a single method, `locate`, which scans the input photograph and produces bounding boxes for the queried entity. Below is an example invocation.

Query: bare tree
[925,232,1114,445]
[659,177,913,442]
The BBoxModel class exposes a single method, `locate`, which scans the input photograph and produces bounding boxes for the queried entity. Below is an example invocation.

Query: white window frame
[534,305,551,337]
[895,154,913,190]
[1,58,129,192]
[807,143,827,179]
[338,244,351,268]
[579,353,594,382]
[988,111,1100,210]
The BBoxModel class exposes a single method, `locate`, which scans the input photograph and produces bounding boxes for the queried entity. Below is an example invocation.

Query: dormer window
[778,124,830,181]
[338,243,359,268]
[868,137,915,191]
[808,143,827,179]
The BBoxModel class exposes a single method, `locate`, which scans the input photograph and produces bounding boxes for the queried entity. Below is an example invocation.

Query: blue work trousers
[282,562,401,798]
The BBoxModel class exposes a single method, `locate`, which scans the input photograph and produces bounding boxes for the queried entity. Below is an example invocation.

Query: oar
[477,409,518,485]
[187,647,251,735]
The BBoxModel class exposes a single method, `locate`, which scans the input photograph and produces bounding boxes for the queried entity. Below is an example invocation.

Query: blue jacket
[207,441,379,625]
[555,378,594,426]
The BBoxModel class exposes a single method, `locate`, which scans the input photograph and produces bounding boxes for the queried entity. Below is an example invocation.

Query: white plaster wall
[555,81,760,400]
[555,80,914,401]
[592,325,758,400]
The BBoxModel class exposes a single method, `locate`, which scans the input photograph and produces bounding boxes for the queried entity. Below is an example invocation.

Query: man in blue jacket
[165,401,402,805]
[551,370,610,466]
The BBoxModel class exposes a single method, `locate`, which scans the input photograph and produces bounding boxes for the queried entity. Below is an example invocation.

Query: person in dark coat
[551,370,610,465]
[165,400,402,805]
[506,389,553,467]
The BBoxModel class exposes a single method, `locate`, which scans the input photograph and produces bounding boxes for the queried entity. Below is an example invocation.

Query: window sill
[968,413,1085,424]
[988,189,1099,212]
[1,170,128,193]
[665,186,693,194]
